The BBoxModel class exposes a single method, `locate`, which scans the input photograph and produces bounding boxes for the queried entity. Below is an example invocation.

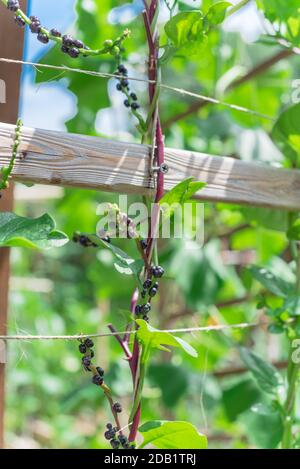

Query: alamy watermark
[95,195,204,248]
[291,339,300,364]
[0,78,6,104]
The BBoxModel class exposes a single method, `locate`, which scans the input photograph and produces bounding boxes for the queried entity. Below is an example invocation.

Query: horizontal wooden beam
[1,122,300,211]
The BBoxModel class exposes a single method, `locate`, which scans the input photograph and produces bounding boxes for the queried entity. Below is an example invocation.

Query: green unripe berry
[110,46,120,56]
[104,39,113,47]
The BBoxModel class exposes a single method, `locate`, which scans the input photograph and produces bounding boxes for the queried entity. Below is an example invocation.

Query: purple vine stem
[110,0,165,444]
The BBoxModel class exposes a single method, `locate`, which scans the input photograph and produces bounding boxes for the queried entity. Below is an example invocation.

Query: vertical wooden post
[0,0,27,448]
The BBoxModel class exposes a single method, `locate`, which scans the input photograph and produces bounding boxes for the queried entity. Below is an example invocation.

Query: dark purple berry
[96,366,104,377]
[62,34,74,47]
[151,265,164,278]
[50,28,61,37]
[14,15,26,28]
[73,39,84,49]
[30,21,41,34]
[7,1,19,12]
[131,102,140,111]
[118,435,127,445]
[92,374,103,386]
[141,303,151,314]
[143,315,149,322]
[121,79,129,88]
[68,47,80,58]
[79,343,87,354]
[141,290,147,299]
[149,287,158,297]
[135,305,142,315]
[106,423,113,430]
[82,356,91,367]
[118,64,127,75]
[29,15,40,23]
[116,83,122,91]
[90,350,95,358]
[61,45,69,54]
[104,431,112,440]
[110,439,120,449]
[37,32,49,44]
[84,338,94,348]
[113,402,122,413]
[130,93,137,101]
[143,279,152,290]
[124,99,130,108]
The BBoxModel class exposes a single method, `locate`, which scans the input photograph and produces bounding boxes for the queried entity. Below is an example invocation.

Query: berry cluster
[105,424,135,449]
[73,232,111,247]
[135,265,164,322]
[115,64,141,113]
[60,34,89,59]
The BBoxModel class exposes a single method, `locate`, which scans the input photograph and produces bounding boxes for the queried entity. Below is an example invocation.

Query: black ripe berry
[143,279,152,290]
[106,423,113,430]
[113,402,122,413]
[14,15,26,28]
[104,430,115,440]
[131,102,140,111]
[151,265,164,278]
[141,290,147,299]
[118,434,127,445]
[149,287,158,298]
[29,15,40,23]
[84,338,94,348]
[82,356,91,368]
[96,366,104,377]
[92,374,103,386]
[37,32,49,44]
[116,83,122,91]
[73,39,84,49]
[50,28,61,37]
[118,64,127,75]
[124,99,130,108]
[61,45,69,54]
[121,79,129,88]
[30,22,41,34]
[110,439,120,449]
[79,343,87,354]
[130,93,138,101]
[90,349,95,358]
[135,305,142,315]
[62,34,74,47]
[141,303,151,314]
[69,47,80,59]
[143,315,149,322]
[7,1,19,12]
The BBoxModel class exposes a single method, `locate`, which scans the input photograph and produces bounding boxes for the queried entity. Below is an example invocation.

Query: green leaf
[272,103,300,164]
[239,347,283,394]
[164,10,209,54]
[222,379,261,421]
[248,265,293,298]
[159,178,205,218]
[0,212,68,249]
[136,319,198,358]
[139,420,207,449]
[240,403,283,448]
[204,2,232,28]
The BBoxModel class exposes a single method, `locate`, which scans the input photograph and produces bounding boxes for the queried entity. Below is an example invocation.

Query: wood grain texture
[0,0,27,448]
[1,121,300,210]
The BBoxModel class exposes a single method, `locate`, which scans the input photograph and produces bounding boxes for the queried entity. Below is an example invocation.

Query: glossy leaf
[272,103,300,164]
[139,420,207,449]
[0,212,68,249]
[248,265,294,298]
[136,319,198,357]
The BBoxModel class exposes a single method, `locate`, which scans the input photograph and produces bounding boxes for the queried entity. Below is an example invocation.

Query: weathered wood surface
[0,0,27,449]
[1,121,300,210]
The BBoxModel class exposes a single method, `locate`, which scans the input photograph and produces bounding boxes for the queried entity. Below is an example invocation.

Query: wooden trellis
[1,121,300,211]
